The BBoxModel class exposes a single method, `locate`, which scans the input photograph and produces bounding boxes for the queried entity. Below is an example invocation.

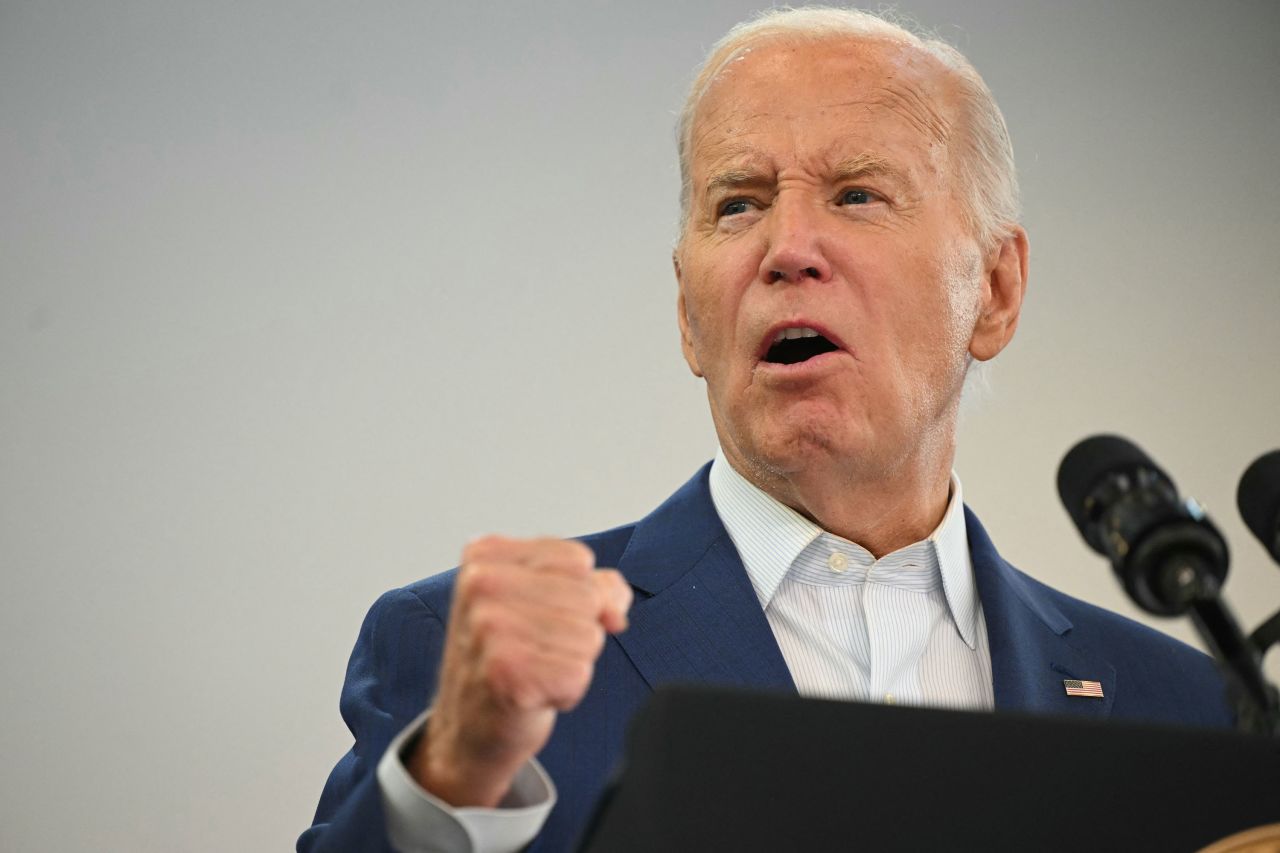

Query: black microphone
[1237,449,1280,565]
[1237,449,1280,661]
[1058,434,1279,734]
[1057,434,1228,616]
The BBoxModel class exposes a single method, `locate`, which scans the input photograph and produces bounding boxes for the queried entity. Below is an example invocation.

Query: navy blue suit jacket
[299,464,1232,852]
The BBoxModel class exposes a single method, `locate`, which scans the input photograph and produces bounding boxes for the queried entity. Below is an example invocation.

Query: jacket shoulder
[1014,567,1203,658]
[1010,565,1232,725]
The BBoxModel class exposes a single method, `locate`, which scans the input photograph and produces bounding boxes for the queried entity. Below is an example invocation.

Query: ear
[673,252,704,378]
[969,226,1029,362]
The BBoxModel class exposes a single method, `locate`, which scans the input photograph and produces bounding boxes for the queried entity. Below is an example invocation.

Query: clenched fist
[409,535,633,807]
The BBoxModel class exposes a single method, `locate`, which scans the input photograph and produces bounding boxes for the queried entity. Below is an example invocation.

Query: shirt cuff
[376,710,556,853]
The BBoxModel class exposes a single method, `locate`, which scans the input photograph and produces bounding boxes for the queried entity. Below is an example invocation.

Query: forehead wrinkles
[690,108,767,169]
[690,93,942,190]
[871,79,952,147]
[691,116,800,184]
[699,136,899,186]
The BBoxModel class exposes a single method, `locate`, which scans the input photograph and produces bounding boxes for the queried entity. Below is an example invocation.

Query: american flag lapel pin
[1063,679,1104,698]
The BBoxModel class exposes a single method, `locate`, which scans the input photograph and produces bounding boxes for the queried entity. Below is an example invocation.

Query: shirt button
[827,552,848,572]
[884,693,895,705]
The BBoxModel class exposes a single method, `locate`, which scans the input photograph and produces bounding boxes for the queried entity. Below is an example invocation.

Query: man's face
[676,37,1019,486]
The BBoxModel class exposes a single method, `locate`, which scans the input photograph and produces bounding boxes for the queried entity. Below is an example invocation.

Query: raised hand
[409,536,633,807]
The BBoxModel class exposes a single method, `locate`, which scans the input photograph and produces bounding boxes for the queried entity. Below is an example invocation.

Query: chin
[744,415,869,477]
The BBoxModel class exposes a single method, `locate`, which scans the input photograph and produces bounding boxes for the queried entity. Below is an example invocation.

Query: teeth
[773,327,821,342]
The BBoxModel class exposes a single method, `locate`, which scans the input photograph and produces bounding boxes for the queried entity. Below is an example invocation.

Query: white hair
[676,5,1021,247]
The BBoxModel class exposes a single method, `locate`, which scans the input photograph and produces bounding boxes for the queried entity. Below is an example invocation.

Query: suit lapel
[967,508,1116,720]
[612,465,795,694]
[608,474,1112,716]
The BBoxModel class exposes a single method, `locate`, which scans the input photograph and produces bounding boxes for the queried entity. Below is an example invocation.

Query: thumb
[592,569,633,634]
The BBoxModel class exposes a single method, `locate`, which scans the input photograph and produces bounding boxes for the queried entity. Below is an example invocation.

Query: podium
[578,686,1280,852]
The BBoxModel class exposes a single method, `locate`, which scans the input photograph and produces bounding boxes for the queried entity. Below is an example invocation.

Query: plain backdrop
[2,1,1278,850]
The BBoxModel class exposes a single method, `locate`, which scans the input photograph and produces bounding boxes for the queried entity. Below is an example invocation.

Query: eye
[836,188,874,206]
[718,198,753,218]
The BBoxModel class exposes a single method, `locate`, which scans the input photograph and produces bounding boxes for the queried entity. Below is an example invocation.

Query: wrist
[409,712,524,807]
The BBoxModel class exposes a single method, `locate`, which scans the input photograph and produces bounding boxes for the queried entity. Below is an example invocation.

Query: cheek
[894,241,981,343]
[680,285,735,387]
[941,238,982,306]
[682,265,753,362]
[681,282,718,343]
[894,250,982,415]
[855,248,978,404]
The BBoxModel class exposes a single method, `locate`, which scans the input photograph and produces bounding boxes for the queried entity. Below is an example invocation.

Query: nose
[759,195,833,285]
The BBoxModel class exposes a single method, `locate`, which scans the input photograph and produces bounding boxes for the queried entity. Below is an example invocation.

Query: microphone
[1237,449,1280,565]
[1058,434,1278,734]
[1056,434,1228,616]
[1238,450,1280,663]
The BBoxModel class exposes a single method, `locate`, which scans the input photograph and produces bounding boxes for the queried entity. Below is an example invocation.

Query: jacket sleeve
[298,588,444,853]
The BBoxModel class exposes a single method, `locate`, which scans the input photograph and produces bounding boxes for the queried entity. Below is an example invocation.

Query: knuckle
[566,658,594,690]
[455,562,478,594]
[596,567,625,587]
[565,540,596,571]
[537,538,594,573]
[593,569,624,598]
[466,604,509,640]
[549,662,593,709]
[483,648,530,698]
[461,534,506,562]
[455,562,500,604]
[509,685,542,711]
[592,571,631,612]
[460,536,487,562]
[582,624,607,658]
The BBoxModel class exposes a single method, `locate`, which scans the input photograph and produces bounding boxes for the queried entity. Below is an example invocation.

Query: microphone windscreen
[1236,449,1280,562]
[1056,434,1171,542]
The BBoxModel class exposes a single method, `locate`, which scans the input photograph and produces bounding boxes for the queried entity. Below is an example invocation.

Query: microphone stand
[1162,557,1280,736]
[1249,611,1280,661]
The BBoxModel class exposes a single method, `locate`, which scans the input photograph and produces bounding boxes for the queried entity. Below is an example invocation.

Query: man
[299,7,1231,852]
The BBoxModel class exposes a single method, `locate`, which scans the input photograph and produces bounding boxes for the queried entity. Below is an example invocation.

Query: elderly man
[300,7,1230,852]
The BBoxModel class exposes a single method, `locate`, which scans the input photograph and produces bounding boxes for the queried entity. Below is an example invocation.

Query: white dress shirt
[709,451,993,710]
[377,453,994,851]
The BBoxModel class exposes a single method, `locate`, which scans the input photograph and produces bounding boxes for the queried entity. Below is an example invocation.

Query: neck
[721,437,955,559]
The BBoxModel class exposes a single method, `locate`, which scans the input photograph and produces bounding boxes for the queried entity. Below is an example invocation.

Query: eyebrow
[704,167,771,198]
[702,152,911,198]
[830,153,905,186]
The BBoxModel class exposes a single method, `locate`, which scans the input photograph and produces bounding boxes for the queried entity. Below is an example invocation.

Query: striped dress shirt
[709,452,994,710]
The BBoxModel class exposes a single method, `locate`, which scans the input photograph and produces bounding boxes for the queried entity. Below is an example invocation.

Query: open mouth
[763,327,840,365]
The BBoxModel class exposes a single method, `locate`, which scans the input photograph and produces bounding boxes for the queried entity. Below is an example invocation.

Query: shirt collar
[707,450,980,650]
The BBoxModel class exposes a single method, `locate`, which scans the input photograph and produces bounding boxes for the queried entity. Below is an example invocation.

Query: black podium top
[579,686,1280,852]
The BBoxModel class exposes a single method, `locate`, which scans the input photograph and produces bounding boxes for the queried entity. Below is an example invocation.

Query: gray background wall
[2,1,1277,850]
